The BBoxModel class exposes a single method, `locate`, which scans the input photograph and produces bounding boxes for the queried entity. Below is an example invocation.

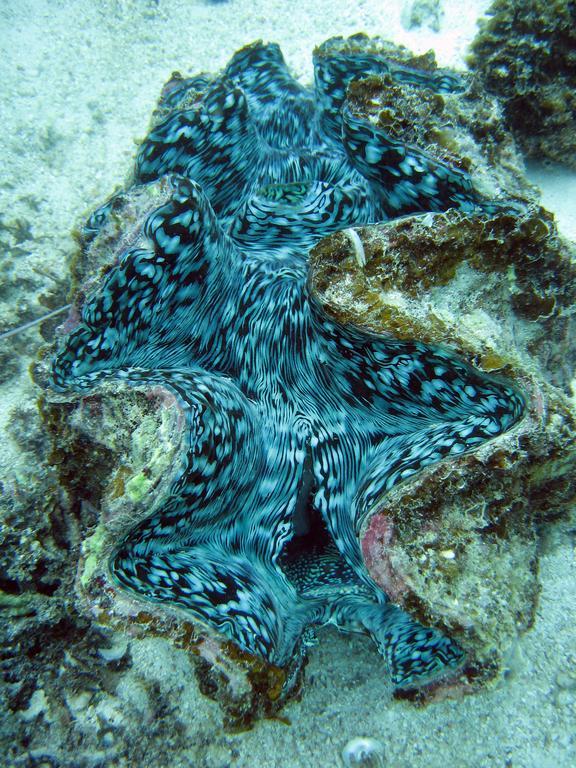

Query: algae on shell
[309,209,576,691]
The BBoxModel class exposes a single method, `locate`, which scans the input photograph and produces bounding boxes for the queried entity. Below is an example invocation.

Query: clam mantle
[44,36,575,722]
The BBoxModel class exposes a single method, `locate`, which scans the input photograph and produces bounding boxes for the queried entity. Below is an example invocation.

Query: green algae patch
[80,522,108,589]
[124,472,152,503]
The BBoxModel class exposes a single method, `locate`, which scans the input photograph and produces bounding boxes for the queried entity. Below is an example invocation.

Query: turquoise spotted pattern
[51,39,525,689]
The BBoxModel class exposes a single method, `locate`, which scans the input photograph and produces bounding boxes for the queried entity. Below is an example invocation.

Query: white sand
[1,1,574,766]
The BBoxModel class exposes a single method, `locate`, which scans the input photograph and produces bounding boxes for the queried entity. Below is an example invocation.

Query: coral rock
[468,0,576,167]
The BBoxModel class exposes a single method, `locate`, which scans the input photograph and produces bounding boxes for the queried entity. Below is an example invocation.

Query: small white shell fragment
[440,548,456,559]
[344,227,366,268]
[98,639,129,661]
[341,737,385,767]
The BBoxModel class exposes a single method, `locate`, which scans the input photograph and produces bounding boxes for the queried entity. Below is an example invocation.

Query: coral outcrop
[468,0,576,168]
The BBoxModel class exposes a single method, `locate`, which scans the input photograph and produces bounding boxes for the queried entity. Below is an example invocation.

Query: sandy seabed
[0,1,574,766]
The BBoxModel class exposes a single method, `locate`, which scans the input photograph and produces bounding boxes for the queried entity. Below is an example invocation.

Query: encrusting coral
[468,0,576,168]
[36,34,575,725]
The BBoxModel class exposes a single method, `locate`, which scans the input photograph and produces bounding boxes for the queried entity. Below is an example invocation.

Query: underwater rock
[40,34,575,723]
[468,0,576,168]
[401,0,443,33]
